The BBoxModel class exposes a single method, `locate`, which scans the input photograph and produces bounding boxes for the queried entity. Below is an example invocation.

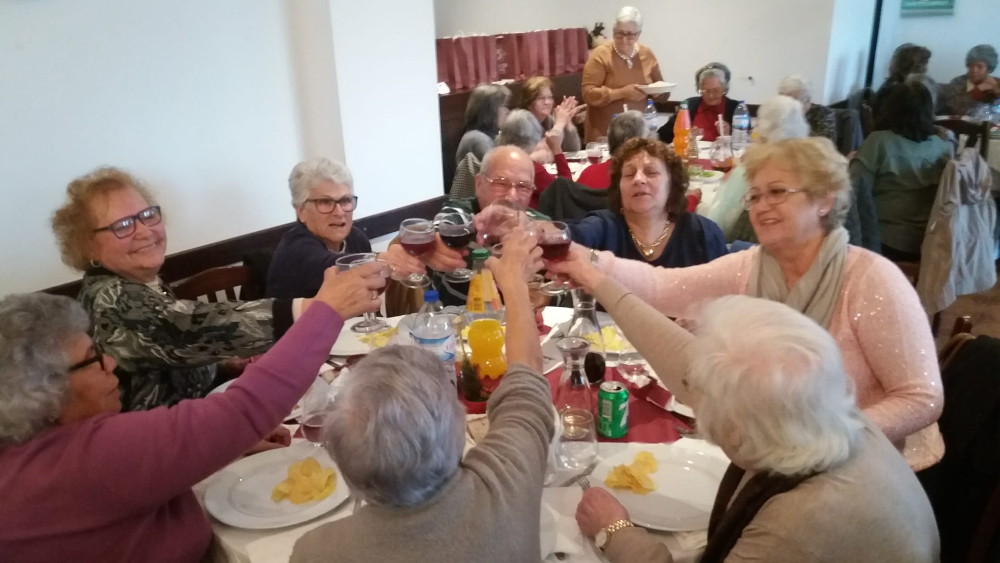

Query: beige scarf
[747,228,848,328]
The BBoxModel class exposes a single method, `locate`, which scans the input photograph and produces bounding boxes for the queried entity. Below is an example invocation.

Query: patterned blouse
[78,268,292,411]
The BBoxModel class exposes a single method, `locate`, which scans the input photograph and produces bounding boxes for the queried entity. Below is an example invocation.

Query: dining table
[194,307,729,563]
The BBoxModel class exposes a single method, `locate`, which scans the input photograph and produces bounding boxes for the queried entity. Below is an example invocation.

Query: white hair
[288,158,354,208]
[777,74,813,105]
[615,6,642,30]
[496,109,544,153]
[479,145,536,182]
[688,295,863,476]
[755,95,810,143]
[323,345,466,507]
[697,67,728,91]
[0,293,91,445]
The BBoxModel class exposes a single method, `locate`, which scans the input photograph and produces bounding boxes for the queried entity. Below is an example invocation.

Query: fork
[577,476,591,490]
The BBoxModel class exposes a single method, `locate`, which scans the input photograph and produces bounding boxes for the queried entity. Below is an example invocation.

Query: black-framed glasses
[92,206,162,239]
[743,188,805,210]
[486,176,535,196]
[68,345,105,372]
[305,196,358,213]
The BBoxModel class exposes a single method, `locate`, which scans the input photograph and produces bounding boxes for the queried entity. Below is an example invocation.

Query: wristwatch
[595,519,634,551]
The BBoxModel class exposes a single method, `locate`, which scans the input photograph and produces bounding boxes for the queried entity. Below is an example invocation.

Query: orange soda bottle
[673,101,691,160]
[468,318,506,395]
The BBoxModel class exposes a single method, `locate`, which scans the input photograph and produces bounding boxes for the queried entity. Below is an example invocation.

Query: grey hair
[496,109,544,153]
[608,110,647,153]
[689,295,863,476]
[966,44,998,73]
[615,6,642,31]
[696,62,731,94]
[323,345,466,507]
[480,145,536,181]
[777,74,812,105]
[0,293,90,445]
[755,95,810,143]
[287,158,354,208]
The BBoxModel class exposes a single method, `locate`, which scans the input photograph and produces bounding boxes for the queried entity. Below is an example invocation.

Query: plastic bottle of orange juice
[673,101,691,159]
[468,318,506,395]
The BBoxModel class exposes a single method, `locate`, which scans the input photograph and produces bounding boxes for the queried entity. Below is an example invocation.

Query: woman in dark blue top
[568,137,727,268]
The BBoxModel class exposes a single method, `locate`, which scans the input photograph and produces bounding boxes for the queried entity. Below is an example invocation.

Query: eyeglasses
[93,206,162,239]
[613,31,640,39]
[486,176,535,196]
[69,345,106,372]
[305,196,358,213]
[743,188,805,210]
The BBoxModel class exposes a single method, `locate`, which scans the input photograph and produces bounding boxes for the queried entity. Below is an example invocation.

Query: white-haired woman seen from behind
[581,6,668,143]
[291,228,556,563]
[705,94,810,242]
[778,74,837,143]
[573,295,939,562]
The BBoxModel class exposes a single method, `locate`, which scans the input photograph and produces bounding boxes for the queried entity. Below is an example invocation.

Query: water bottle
[411,290,457,384]
[731,101,751,157]
[644,99,658,136]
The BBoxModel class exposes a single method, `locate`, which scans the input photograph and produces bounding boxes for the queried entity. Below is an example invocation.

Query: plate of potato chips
[596,442,729,531]
[330,316,407,357]
[204,441,350,529]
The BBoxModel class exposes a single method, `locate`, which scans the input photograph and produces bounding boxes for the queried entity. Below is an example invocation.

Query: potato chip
[271,457,337,504]
[358,326,399,348]
[604,451,658,494]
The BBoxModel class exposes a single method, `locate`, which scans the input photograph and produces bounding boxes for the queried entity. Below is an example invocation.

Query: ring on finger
[371,290,378,301]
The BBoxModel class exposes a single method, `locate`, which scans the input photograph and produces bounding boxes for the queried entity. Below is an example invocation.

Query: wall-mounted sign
[901,0,955,16]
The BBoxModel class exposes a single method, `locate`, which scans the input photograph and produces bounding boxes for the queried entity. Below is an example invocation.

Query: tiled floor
[933,277,1000,350]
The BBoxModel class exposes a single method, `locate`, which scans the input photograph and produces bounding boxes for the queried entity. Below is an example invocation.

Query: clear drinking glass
[398,218,435,288]
[434,208,476,282]
[538,221,572,296]
[554,337,598,470]
[476,200,531,249]
[335,252,389,334]
[585,142,602,165]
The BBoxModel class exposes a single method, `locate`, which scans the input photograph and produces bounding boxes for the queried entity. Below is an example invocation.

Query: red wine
[540,240,571,261]
[440,225,474,249]
[401,239,435,256]
[587,155,600,165]
[584,352,606,385]
[301,414,326,443]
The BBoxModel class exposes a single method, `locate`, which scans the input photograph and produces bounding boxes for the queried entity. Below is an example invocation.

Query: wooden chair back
[933,118,990,160]
[171,265,254,303]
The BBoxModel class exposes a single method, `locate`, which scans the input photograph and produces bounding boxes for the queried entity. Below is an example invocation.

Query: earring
[88,259,100,268]
[818,209,829,217]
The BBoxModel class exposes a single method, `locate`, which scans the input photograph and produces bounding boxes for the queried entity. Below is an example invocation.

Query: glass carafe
[566,289,606,385]
[554,337,598,470]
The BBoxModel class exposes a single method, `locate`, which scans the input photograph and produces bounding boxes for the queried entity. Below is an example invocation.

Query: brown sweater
[581,42,663,143]
[592,277,940,563]
[289,363,554,563]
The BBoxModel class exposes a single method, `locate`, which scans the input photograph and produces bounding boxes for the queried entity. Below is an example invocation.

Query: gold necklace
[627,220,672,257]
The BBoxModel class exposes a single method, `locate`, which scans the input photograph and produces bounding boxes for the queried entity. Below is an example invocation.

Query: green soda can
[597,381,629,438]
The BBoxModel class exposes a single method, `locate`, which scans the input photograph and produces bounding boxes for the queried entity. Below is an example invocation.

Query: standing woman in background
[581,6,666,143]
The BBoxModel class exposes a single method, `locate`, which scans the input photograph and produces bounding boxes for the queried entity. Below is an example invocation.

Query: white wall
[0,0,441,295]
[824,0,877,103]
[434,0,843,104]
[883,0,1000,86]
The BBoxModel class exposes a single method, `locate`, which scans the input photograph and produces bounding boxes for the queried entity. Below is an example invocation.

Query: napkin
[541,488,588,556]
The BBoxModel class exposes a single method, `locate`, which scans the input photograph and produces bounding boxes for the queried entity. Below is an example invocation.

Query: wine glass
[398,218,435,288]
[585,142,602,165]
[335,252,389,334]
[476,200,533,249]
[434,208,476,282]
[538,221,572,296]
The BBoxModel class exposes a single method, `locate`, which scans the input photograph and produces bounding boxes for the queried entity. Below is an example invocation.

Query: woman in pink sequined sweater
[549,137,943,470]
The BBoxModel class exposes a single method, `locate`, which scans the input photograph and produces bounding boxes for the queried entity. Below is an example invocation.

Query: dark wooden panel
[41,195,447,297]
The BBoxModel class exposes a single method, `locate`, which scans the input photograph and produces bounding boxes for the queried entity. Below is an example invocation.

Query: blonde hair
[742,137,850,232]
[51,167,157,271]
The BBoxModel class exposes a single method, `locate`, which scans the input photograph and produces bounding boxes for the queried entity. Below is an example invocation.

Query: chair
[934,119,990,160]
[171,265,254,303]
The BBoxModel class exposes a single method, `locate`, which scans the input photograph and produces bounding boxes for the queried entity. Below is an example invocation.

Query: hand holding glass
[398,218,435,288]
[335,253,389,333]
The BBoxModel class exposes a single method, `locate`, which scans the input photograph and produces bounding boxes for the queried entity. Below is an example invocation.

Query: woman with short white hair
[496,109,571,208]
[291,228,555,563]
[659,62,739,143]
[572,294,939,561]
[778,74,837,142]
[581,6,668,143]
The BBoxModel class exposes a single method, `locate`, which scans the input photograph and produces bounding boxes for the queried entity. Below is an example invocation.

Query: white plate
[539,504,557,559]
[204,441,350,529]
[330,315,406,356]
[595,442,728,531]
[638,81,676,95]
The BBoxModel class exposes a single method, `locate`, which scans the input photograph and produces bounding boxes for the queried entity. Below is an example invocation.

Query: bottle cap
[471,248,490,261]
[423,290,439,302]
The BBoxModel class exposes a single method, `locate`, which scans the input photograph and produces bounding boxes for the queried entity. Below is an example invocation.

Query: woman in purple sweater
[0,264,385,563]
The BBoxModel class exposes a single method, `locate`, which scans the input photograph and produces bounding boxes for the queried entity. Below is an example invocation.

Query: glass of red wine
[538,221,572,296]
[585,142,602,165]
[476,200,531,249]
[434,208,476,282]
[398,218,436,288]
[335,252,389,333]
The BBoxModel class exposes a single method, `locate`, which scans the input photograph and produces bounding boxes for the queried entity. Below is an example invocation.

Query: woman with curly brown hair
[566,137,727,267]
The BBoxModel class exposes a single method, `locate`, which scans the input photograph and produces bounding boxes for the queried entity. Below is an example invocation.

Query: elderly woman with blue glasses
[548,137,945,472]
[51,167,390,412]
[0,266,383,562]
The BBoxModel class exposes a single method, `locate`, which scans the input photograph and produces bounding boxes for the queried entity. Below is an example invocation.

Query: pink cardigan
[599,245,944,469]
[0,304,343,563]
